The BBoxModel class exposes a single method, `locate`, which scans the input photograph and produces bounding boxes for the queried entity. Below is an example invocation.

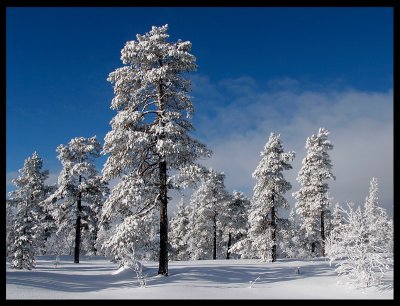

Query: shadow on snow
[6,257,342,293]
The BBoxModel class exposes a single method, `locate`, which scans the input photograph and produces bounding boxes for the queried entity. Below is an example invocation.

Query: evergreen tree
[38,191,58,255]
[323,207,333,240]
[233,133,294,261]
[169,196,190,260]
[187,168,230,260]
[225,191,250,259]
[330,203,344,237]
[8,152,50,269]
[293,127,335,257]
[101,24,210,275]
[279,208,309,258]
[49,136,107,263]
[363,178,392,257]
[364,177,379,221]
[6,200,15,260]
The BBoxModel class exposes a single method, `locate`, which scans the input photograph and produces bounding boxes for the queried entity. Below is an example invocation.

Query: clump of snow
[111,266,126,275]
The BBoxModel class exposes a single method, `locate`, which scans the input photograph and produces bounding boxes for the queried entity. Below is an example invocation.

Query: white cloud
[192,76,393,217]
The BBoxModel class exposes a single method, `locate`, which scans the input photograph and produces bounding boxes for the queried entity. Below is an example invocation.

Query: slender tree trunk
[21,208,28,269]
[213,212,217,260]
[158,160,168,275]
[92,224,98,256]
[317,180,326,257]
[226,232,232,259]
[271,201,277,262]
[321,210,325,257]
[157,77,168,276]
[42,227,49,255]
[74,175,82,263]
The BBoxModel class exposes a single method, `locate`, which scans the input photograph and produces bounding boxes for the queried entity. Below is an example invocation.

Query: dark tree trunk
[158,160,169,275]
[317,180,326,257]
[157,77,168,276]
[74,175,82,264]
[213,212,217,260]
[226,232,232,259]
[271,201,277,262]
[311,242,316,254]
[42,227,49,254]
[92,224,98,256]
[321,210,325,257]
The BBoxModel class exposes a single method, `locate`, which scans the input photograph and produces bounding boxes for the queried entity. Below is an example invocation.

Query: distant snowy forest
[6,25,393,289]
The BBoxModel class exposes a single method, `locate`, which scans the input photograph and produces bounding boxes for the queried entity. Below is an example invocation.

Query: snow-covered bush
[120,246,147,288]
[102,209,159,264]
[326,187,392,288]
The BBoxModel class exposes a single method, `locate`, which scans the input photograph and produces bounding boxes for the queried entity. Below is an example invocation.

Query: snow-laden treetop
[103,24,210,182]
[101,24,210,223]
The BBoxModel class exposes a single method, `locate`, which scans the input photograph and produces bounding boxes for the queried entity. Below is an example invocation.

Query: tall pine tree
[364,177,378,218]
[6,200,15,260]
[293,127,335,257]
[8,152,51,269]
[224,191,250,259]
[169,196,190,260]
[280,208,309,258]
[49,136,107,263]
[363,177,393,257]
[101,25,210,275]
[231,133,294,261]
[251,133,294,261]
[330,203,344,239]
[187,168,230,260]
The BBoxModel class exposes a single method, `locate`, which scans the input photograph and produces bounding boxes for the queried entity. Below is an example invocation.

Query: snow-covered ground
[6,256,393,299]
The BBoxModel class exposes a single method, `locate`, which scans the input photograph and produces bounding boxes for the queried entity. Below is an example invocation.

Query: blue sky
[6,7,393,215]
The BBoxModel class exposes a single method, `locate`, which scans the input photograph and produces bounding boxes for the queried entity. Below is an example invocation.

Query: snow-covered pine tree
[6,200,15,260]
[224,191,250,259]
[289,214,310,259]
[244,133,294,262]
[81,174,109,256]
[101,24,210,275]
[49,136,107,263]
[8,152,50,269]
[363,178,393,259]
[169,196,190,260]
[187,168,230,260]
[324,203,345,263]
[330,203,344,237]
[280,208,303,258]
[322,207,333,240]
[38,185,58,255]
[387,218,393,254]
[293,127,335,257]
[364,177,379,223]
